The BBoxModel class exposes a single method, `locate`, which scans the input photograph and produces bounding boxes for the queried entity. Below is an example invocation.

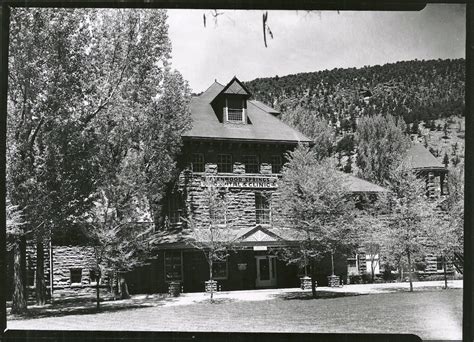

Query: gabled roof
[238,225,282,242]
[183,78,312,144]
[218,76,252,97]
[250,100,280,115]
[341,173,388,193]
[405,143,446,171]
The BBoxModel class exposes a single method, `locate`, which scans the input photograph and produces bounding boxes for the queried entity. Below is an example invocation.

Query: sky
[166,4,466,93]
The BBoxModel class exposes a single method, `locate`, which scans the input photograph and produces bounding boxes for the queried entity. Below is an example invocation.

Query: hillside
[244,59,465,171]
[244,59,465,128]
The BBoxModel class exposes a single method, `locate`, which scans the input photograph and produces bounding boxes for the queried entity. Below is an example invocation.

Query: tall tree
[6,201,27,314]
[184,177,237,302]
[280,106,335,159]
[7,8,190,305]
[83,189,155,309]
[355,114,411,185]
[429,164,464,288]
[382,161,437,292]
[353,194,391,282]
[276,145,356,297]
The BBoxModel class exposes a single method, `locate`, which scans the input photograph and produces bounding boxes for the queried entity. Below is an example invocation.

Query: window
[271,155,282,174]
[227,108,243,121]
[226,97,244,122]
[243,155,259,173]
[212,260,228,279]
[347,258,357,268]
[255,192,271,225]
[437,256,444,271]
[27,267,35,287]
[164,251,182,282]
[70,268,82,284]
[217,154,233,173]
[209,192,227,225]
[192,153,205,173]
[89,269,99,284]
[168,193,183,225]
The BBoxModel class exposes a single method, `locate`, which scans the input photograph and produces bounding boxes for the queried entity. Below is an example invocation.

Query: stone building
[347,143,459,281]
[10,77,456,299]
[405,143,448,198]
[126,77,390,293]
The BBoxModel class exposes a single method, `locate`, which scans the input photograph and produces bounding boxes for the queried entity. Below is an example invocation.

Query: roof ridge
[199,80,225,98]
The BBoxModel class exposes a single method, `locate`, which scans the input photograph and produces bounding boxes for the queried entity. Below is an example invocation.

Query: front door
[255,256,277,288]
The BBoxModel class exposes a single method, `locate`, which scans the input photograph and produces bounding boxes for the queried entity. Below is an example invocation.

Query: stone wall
[12,244,106,299]
[51,246,97,290]
[181,166,283,231]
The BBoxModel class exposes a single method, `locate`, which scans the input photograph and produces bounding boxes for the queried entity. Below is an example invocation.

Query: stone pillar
[205,163,217,174]
[233,162,245,174]
[260,163,272,175]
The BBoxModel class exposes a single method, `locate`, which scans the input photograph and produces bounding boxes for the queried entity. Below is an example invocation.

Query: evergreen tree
[411,120,419,135]
[343,155,352,173]
[443,152,450,167]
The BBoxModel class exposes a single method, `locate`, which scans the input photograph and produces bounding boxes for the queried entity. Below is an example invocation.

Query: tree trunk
[371,258,376,283]
[407,251,413,292]
[114,271,119,300]
[330,251,335,276]
[35,240,46,305]
[310,260,317,298]
[11,241,27,315]
[209,252,214,302]
[118,274,130,299]
[96,272,101,311]
[443,256,448,289]
[20,235,27,300]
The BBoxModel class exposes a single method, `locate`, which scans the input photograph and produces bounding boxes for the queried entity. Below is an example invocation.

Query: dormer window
[225,96,246,123]
[211,77,251,124]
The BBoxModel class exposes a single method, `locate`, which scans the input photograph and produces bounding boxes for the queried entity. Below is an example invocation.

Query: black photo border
[0,1,471,341]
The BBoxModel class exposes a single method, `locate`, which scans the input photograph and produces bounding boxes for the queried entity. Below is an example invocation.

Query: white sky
[167,5,466,93]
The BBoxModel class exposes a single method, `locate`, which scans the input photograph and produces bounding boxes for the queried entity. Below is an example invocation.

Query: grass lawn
[7,289,462,340]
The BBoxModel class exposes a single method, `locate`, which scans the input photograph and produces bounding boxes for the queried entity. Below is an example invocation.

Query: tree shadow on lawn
[275,291,363,301]
[7,294,174,320]
[193,298,236,305]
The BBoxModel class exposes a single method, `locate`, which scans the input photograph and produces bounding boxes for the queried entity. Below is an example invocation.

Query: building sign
[253,246,268,251]
[202,175,278,189]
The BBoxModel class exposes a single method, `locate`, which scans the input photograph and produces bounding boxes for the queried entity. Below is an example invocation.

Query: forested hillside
[245,59,464,131]
[244,59,465,174]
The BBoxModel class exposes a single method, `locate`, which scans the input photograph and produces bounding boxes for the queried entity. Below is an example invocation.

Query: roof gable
[183,77,312,143]
[218,76,252,97]
[239,226,281,242]
[341,173,388,193]
[405,143,445,171]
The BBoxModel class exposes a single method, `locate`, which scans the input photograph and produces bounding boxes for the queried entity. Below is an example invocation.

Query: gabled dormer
[211,77,252,124]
